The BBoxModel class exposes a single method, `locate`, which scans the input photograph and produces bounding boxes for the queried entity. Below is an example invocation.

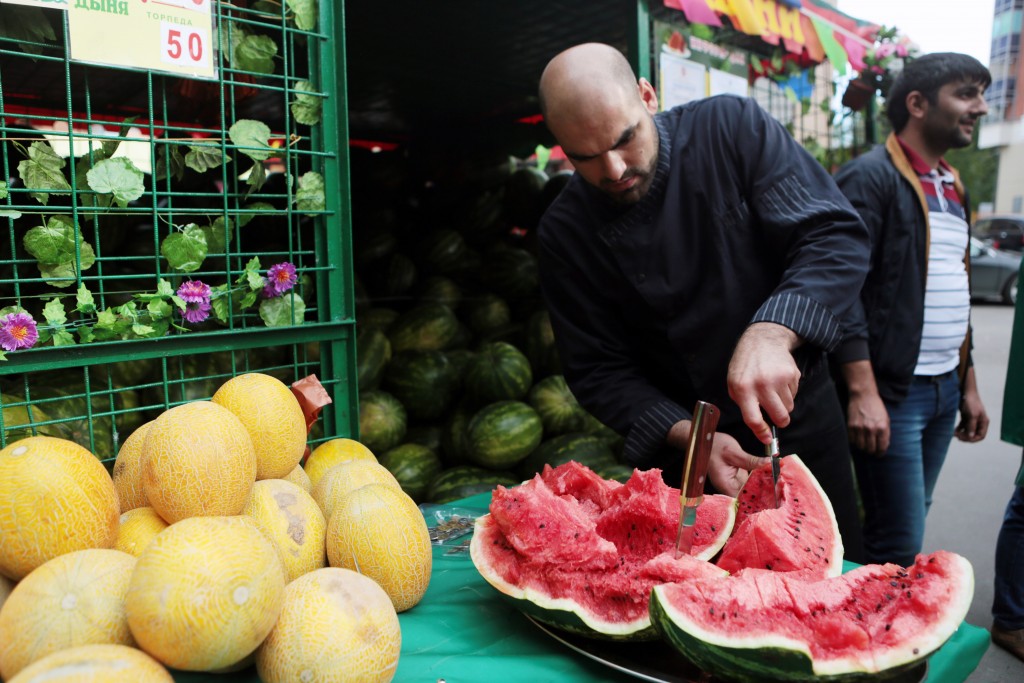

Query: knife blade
[674,401,720,557]
[767,424,782,509]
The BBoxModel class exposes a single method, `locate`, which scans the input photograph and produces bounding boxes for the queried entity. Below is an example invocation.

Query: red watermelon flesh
[651,550,974,679]
[471,461,738,639]
[716,455,843,580]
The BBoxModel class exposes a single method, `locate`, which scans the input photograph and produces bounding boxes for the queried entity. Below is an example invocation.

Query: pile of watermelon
[471,456,975,682]
[351,160,630,504]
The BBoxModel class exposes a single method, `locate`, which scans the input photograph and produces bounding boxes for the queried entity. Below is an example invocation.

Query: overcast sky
[837,0,996,64]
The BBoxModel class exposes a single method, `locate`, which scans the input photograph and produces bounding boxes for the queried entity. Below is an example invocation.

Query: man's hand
[727,323,802,445]
[841,360,889,455]
[667,421,769,496]
[955,367,989,443]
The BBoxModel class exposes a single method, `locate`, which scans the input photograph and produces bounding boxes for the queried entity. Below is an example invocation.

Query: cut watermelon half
[651,549,973,681]
[716,454,843,579]
[469,461,737,640]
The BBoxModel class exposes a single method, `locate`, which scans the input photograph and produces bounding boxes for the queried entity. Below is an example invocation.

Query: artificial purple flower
[0,312,39,351]
[176,280,212,324]
[262,262,298,298]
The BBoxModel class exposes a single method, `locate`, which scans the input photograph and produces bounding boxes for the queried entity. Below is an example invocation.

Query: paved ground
[922,302,1024,682]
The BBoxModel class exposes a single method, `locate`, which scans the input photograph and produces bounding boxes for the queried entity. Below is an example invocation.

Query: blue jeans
[852,371,960,566]
[993,468,1024,631]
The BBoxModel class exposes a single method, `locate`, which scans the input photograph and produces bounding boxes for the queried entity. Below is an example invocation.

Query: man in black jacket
[536,43,869,561]
[833,53,991,567]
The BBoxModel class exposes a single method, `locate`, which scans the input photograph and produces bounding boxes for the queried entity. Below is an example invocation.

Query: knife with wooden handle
[767,424,782,509]
[674,401,719,557]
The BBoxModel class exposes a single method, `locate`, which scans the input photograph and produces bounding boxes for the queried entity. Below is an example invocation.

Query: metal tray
[524,615,928,683]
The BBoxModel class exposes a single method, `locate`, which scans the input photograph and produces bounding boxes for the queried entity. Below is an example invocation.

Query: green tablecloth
[176,492,991,682]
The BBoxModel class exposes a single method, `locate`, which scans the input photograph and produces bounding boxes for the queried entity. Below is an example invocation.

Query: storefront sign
[68,0,216,80]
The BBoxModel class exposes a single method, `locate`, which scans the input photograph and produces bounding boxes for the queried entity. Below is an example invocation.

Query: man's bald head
[539,43,642,128]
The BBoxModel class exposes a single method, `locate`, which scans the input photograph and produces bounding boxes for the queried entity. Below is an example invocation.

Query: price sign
[68,0,216,80]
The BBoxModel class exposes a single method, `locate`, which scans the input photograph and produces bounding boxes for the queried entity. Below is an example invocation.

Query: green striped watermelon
[427,465,520,504]
[527,375,588,435]
[441,401,475,467]
[524,309,562,379]
[480,245,540,302]
[417,276,463,311]
[359,307,400,332]
[464,341,533,405]
[356,326,392,391]
[383,350,456,420]
[355,229,398,267]
[368,252,418,299]
[466,400,543,470]
[418,229,469,276]
[358,390,407,454]
[405,424,443,454]
[379,443,444,503]
[464,293,512,336]
[388,303,459,354]
[517,433,617,480]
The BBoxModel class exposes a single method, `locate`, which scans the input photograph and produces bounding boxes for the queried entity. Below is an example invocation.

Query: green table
[177,492,991,682]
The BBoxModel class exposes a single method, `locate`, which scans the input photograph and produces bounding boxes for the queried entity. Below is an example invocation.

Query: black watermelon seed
[539,523,545,529]
[916,573,924,579]
[913,648,919,655]
[885,624,891,631]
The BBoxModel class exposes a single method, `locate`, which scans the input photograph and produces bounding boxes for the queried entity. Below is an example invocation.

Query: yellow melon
[115,507,168,557]
[305,437,377,487]
[256,567,401,683]
[0,574,13,612]
[282,463,312,492]
[125,515,286,671]
[326,483,432,612]
[0,436,119,580]
[212,373,307,480]
[312,459,403,521]
[7,644,172,683]
[0,549,137,680]
[111,421,153,512]
[243,479,327,583]
[141,401,257,523]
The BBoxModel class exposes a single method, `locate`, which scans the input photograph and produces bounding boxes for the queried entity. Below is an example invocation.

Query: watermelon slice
[716,455,843,579]
[650,550,974,681]
[470,461,737,640]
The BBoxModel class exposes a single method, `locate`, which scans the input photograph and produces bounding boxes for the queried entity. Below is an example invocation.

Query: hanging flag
[664,0,723,27]
[839,34,868,72]
[777,0,802,7]
[809,15,847,75]
[782,69,815,100]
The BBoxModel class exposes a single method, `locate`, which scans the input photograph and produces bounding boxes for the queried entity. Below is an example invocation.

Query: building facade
[980,0,1024,214]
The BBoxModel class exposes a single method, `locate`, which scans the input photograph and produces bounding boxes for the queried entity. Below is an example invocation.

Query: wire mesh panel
[0,1,356,463]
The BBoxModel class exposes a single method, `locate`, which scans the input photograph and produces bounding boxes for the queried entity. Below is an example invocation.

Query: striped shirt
[897,138,970,376]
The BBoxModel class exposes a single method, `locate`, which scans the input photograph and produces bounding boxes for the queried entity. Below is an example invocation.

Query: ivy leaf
[17,141,71,204]
[229,120,274,161]
[210,283,231,323]
[185,145,226,174]
[218,22,247,66]
[260,292,305,327]
[237,202,274,227]
[160,223,209,272]
[24,216,96,287]
[76,284,96,314]
[156,279,175,298]
[96,308,117,329]
[0,181,7,199]
[245,160,267,196]
[294,171,325,214]
[244,256,264,290]
[86,157,145,208]
[78,326,95,344]
[0,5,56,55]
[290,80,322,125]
[101,116,138,157]
[286,0,317,30]
[201,217,233,254]
[52,329,76,347]
[155,145,186,183]
[0,210,22,220]
[132,323,156,337]
[147,299,173,320]
[75,151,114,218]
[235,34,277,74]
[42,298,67,326]
[38,249,95,287]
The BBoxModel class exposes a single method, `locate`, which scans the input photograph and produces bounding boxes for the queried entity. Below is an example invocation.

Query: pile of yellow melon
[0,372,432,682]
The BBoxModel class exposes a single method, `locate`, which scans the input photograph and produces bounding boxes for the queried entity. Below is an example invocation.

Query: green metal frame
[0,1,356,460]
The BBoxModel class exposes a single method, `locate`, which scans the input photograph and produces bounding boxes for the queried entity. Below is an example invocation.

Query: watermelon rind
[649,551,974,682]
[469,514,661,641]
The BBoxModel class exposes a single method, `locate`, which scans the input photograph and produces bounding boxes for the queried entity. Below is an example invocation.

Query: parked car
[974,214,1024,252]
[970,237,1020,305]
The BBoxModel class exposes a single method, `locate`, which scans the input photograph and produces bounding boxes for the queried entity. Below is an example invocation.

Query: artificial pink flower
[176,280,212,323]
[0,312,39,351]
[262,262,298,298]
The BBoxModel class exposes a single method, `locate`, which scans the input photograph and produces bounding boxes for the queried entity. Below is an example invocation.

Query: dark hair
[885,53,992,132]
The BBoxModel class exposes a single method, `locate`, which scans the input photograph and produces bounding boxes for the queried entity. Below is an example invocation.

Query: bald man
[536,43,870,561]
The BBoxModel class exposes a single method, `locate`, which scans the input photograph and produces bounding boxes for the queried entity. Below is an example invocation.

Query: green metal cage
[0,1,356,464]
